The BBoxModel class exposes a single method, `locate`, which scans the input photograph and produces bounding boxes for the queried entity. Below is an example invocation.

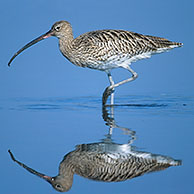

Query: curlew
[8,145,181,192]
[8,21,183,104]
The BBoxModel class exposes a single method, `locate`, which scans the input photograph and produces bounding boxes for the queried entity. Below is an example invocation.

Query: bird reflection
[8,106,181,192]
[102,104,136,142]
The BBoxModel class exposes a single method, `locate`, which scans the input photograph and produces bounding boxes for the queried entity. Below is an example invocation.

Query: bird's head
[49,176,73,192]
[51,20,72,39]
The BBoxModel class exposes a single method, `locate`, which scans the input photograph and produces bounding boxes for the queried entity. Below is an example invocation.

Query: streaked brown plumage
[8,143,181,192]
[8,21,183,104]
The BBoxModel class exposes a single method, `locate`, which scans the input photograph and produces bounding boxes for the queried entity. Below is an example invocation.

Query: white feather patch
[86,44,180,71]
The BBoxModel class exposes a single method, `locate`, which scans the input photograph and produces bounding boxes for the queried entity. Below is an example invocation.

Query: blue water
[1,0,193,193]
[1,94,194,194]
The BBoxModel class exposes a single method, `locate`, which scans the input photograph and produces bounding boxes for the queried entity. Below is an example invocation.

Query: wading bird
[8,145,181,192]
[8,21,182,104]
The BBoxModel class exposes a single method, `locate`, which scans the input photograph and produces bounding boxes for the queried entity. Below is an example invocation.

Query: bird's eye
[55,26,61,31]
[56,184,62,189]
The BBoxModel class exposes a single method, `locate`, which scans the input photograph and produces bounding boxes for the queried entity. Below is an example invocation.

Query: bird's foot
[102,86,114,106]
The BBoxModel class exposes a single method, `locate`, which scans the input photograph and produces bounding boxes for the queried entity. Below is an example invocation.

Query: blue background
[0,0,194,194]
[1,0,193,98]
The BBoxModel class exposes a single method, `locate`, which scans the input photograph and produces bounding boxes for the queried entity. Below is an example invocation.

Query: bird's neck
[57,164,75,191]
[59,31,74,54]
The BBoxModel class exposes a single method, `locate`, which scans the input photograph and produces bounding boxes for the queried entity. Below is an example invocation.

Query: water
[1,94,194,194]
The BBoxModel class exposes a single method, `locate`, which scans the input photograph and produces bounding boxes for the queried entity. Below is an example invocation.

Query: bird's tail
[146,34,183,50]
[169,159,182,166]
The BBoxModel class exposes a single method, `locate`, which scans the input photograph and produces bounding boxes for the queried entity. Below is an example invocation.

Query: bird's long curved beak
[8,150,54,184]
[8,30,54,66]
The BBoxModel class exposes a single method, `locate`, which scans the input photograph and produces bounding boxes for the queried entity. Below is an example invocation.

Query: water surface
[1,94,193,194]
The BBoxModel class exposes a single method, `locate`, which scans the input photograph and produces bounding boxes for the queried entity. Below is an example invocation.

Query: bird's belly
[83,52,152,71]
[85,55,131,71]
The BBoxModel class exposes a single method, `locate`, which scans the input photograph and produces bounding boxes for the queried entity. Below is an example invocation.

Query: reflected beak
[8,149,54,184]
[42,175,54,184]
[8,30,54,66]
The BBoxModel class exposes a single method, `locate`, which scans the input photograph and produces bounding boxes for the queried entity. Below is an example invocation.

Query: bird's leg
[102,104,136,144]
[107,72,115,105]
[113,66,138,88]
[103,71,115,105]
[103,66,138,105]
[108,104,115,135]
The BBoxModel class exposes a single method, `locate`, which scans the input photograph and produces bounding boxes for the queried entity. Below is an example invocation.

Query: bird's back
[71,29,182,70]
[61,143,181,182]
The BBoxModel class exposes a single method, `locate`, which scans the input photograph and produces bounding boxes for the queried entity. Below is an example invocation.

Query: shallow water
[1,94,194,194]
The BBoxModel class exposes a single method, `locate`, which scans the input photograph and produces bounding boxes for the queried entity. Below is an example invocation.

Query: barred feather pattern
[62,29,183,70]
[59,143,181,183]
